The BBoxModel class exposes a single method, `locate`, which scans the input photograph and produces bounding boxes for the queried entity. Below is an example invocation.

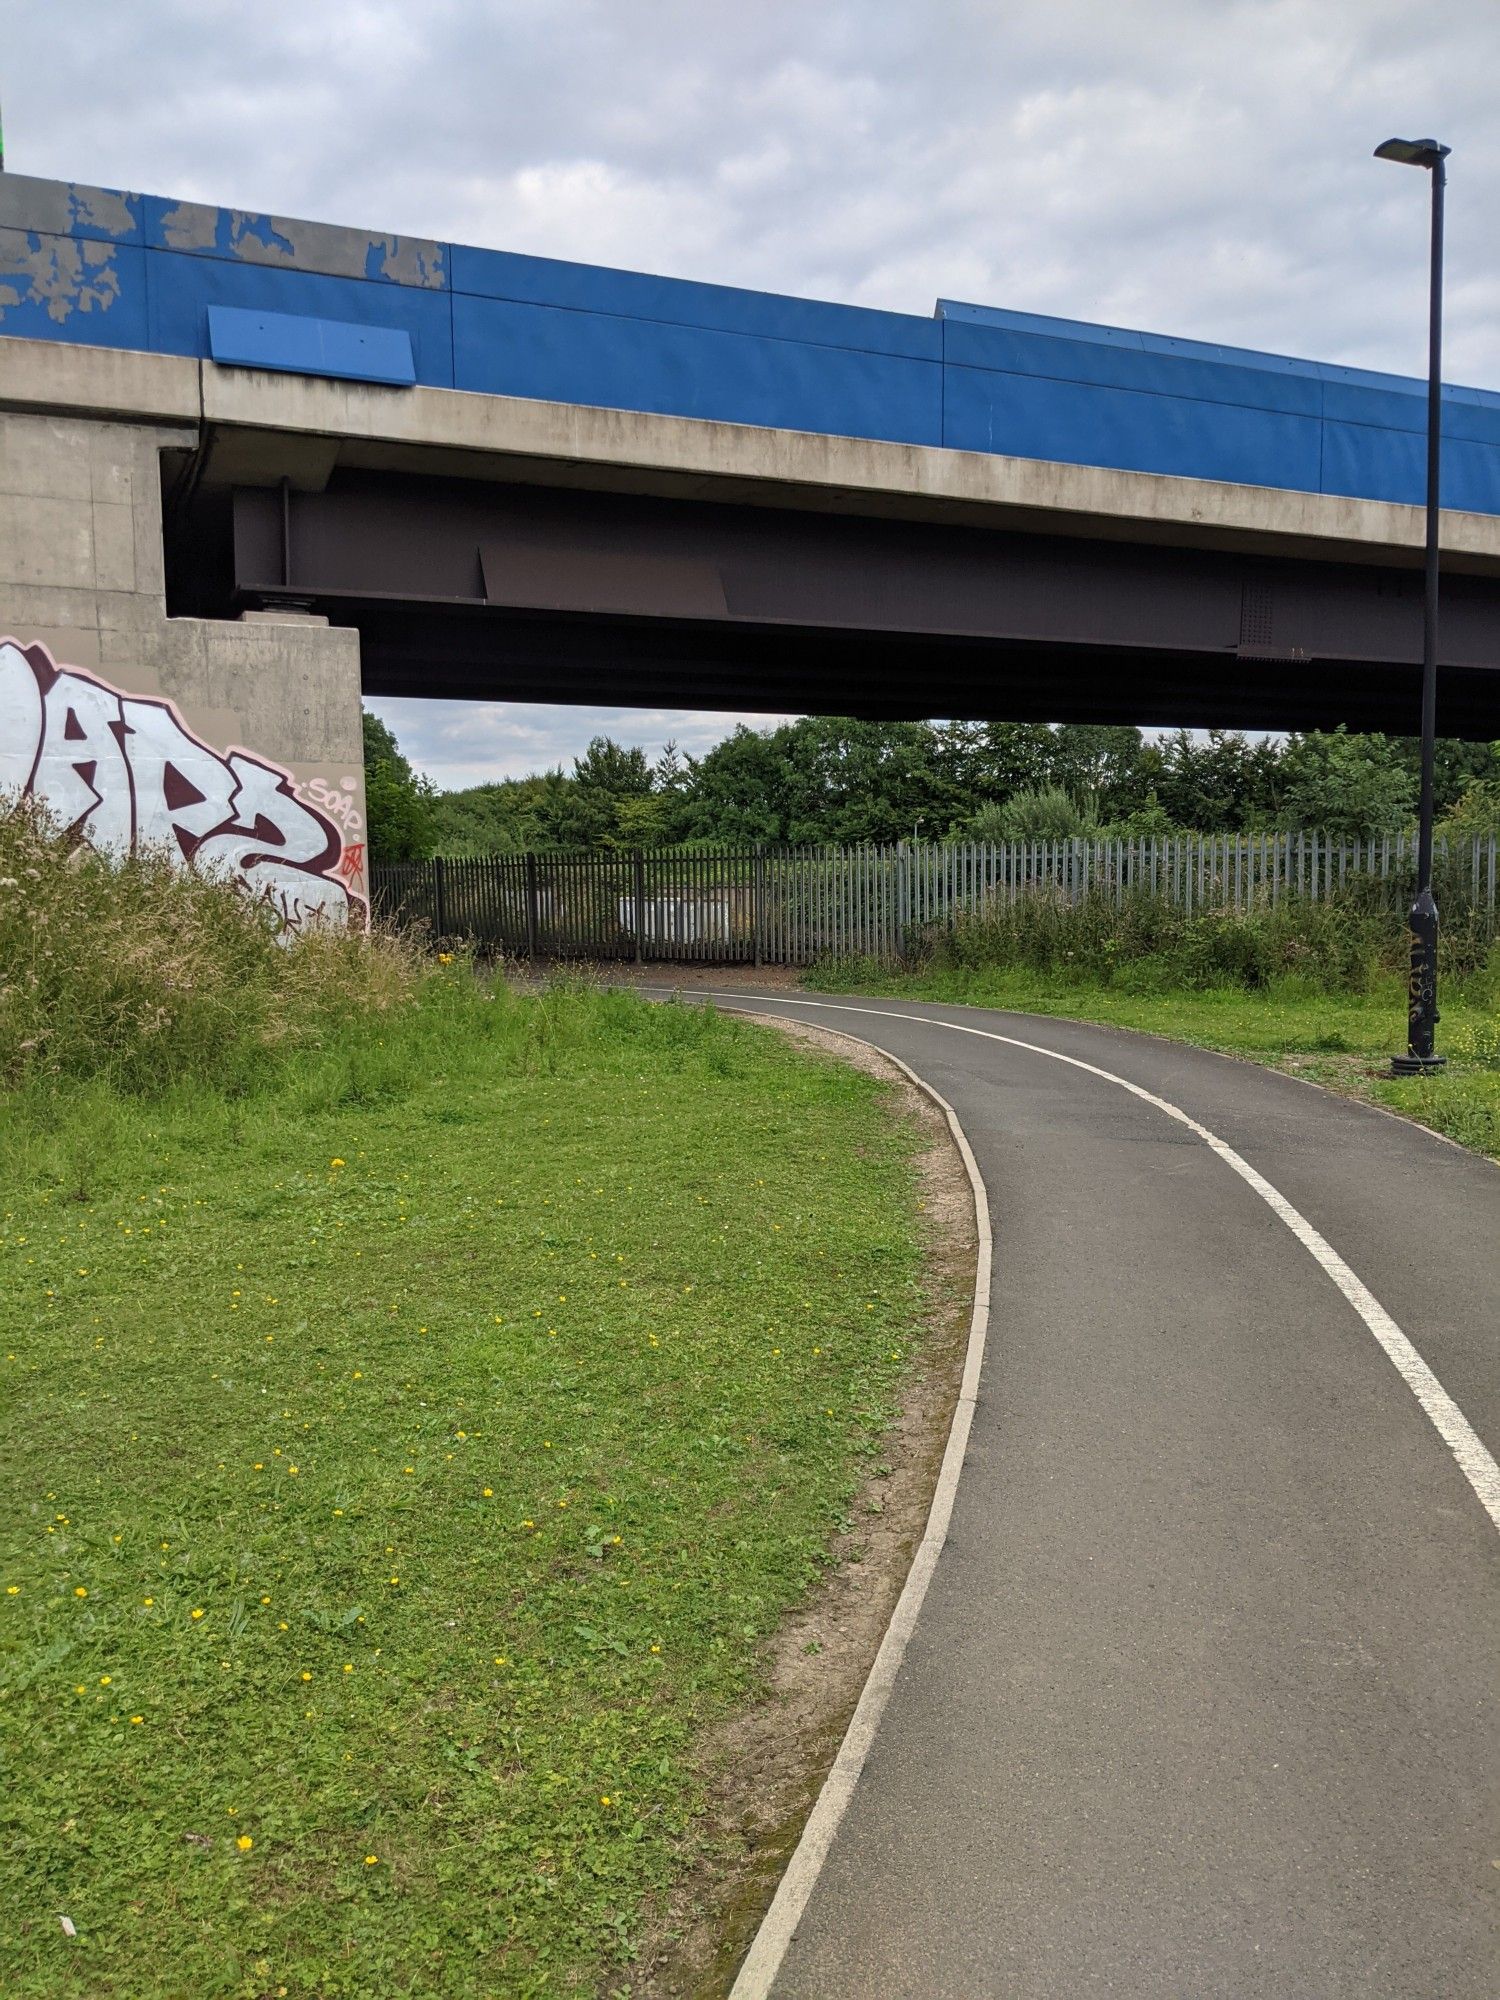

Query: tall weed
[0,799,428,1095]
[911,877,1495,995]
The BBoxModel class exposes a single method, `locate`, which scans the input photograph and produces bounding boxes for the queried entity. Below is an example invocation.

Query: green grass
[0,978,926,1998]
[806,959,1500,1159]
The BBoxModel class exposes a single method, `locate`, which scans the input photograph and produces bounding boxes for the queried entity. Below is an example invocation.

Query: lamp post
[1375,136,1450,1075]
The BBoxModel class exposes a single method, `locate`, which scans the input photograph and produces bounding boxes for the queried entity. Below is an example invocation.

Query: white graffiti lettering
[0,638,366,934]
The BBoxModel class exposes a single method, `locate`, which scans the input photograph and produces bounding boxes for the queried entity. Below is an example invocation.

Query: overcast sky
[7,0,1497,787]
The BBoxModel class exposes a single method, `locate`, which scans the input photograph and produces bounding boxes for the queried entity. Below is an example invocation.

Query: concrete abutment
[0,404,369,929]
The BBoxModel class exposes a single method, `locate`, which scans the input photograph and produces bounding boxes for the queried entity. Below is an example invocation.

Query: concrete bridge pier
[0,401,369,928]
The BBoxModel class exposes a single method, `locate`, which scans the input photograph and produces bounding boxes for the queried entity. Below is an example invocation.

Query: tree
[1046,725,1147,815]
[361,710,436,862]
[1154,729,1280,830]
[1272,730,1414,837]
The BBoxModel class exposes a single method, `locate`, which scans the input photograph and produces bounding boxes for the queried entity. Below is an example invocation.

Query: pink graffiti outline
[1,636,369,928]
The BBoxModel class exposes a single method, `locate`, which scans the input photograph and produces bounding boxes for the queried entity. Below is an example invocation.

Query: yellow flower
[438,951,455,965]
[482,1488,493,1498]
[191,1608,204,1620]
[73,1586,87,1598]
[288,1466,300,1476]
[330,1158,346,1168]
[130,1715,143,1726]
[6,1585,20,1595]
[301,1670,313,1681]
[364,1853,379,1866]
[599,1795,613,1807]
[98,1675,111,1686]
[142,1597,153,1607]
[236,1835,254,1852]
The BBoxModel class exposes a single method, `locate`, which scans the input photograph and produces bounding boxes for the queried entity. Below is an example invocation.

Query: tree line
[363,713,1500,864]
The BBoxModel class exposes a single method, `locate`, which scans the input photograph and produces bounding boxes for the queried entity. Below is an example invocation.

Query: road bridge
[2,172,1500,917]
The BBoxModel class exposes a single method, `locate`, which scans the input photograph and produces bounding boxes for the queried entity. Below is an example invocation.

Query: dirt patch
[622,1013,979,1998]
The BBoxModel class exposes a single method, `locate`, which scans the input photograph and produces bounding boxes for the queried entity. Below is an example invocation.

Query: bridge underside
[216,474,1500,737]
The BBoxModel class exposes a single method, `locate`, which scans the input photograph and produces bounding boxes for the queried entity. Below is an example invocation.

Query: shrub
[967,787,1098,843]
[917,881,1402,994]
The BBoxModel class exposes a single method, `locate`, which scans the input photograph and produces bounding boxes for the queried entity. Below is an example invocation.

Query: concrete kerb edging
[723,1021,994,2000]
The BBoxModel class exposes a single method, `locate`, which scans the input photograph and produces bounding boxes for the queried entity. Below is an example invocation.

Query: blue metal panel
[942,317,1322,419]
[207,304,415,386]
[4,176,1500,515]
[0,230,150,350]
[940,301,1319,380]
[1322,422,1500,514]
[944,364,1324,491]
[451,245,940,361]
[453,294,943,444]
[145,252,454,387]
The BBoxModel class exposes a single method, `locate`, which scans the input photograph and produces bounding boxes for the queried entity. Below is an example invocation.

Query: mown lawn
[0,980,925,1998]
[806,961,1500,1158]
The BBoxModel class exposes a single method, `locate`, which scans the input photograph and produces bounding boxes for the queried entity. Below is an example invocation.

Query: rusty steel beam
[228,473,1500,737]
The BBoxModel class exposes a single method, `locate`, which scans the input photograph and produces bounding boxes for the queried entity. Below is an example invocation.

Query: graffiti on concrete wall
[0,638,366,932]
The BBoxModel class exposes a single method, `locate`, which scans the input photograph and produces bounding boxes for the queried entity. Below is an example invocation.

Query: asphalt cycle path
[658,989,1500,2000]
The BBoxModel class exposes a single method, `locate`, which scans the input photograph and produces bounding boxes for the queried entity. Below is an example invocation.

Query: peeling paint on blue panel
[0,174,142,244]
[0,229,148,345]
[141,196,447,289]
[452,294,942,444]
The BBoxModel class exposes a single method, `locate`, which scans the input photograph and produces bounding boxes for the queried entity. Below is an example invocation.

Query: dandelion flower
[73,1586,87,1598]
[236,1835,254,1852]
[301,1670,313,1681]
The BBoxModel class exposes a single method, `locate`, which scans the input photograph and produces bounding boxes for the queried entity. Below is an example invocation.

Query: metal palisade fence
[371,831,1500,966]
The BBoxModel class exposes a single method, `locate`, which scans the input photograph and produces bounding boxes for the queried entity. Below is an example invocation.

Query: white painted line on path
[725,1027,993,2000]
[673,989,1499,2000]
[720,994,1500,1537]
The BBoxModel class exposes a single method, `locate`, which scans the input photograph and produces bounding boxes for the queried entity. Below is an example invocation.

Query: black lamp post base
[1390,1052,1447,1076]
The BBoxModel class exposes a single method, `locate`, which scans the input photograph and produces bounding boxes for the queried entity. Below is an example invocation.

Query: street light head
[1374,137,1451,169]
